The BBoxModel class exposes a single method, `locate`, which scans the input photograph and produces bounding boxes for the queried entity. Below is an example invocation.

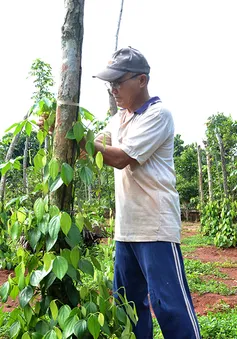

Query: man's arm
[81,137,138,170]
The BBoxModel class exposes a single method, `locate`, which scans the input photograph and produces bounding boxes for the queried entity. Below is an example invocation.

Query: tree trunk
[23,136,29,195]
[0,134,21,206]
[197,144,204,206]
[115,0,124,51]
[50,0,85,212]
[205,146,213,202]
[216,131,228,198]
[0,113,30,206]
[107,0,125,116]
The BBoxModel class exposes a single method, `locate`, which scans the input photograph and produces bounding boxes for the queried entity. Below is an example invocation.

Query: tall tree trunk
[0,111,30,207]
[115,0,124,51]
[23,136,29,195]
[0,134,21,206]
[50,0,85,212]
[108,0,125,116]
[216,131,228,198]
[205,145,213,202]
[197,144,204,206]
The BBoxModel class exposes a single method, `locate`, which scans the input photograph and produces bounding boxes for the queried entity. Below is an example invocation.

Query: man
[92,47,201,339]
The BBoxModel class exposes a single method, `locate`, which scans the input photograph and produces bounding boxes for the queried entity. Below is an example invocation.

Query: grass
[153,307,237,339]
[181,233,213,255]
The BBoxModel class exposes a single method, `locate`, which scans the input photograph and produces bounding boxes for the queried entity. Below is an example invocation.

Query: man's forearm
[79,138,136,169]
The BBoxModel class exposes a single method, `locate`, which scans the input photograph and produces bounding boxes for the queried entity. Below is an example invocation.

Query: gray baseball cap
[93,47,150,82]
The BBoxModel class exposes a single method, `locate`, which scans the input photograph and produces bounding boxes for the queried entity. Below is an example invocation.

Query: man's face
[108,73,145,109]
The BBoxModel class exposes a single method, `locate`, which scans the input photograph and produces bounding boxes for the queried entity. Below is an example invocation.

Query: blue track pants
[113,241,201,339]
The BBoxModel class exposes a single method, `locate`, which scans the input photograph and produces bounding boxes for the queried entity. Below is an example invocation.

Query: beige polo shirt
[98,97,181,243]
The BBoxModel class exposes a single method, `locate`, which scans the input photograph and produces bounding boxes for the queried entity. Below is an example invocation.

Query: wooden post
[197,144,204,205]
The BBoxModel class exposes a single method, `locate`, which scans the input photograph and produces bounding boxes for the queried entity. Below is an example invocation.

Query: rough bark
[23,136,29,194]
[50,0,85,211]
[115,0,124,51]
[216,131,228,197]
[108,0,125,116]
[204,142,213,202]
[0,112,29,206]
[197,145,204,206]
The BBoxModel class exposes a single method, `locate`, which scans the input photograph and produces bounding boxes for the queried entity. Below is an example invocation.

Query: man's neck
[127,93,150,113]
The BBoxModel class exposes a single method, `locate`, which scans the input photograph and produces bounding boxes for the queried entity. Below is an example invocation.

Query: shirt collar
[135,96,161,114]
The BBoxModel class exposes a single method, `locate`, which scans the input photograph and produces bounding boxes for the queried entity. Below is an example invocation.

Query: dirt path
[182,222,237,315]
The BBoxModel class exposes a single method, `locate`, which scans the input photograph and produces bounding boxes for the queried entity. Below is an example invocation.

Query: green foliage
[201,199,237,247]
[174,137,199,208]
[199,307,237,339]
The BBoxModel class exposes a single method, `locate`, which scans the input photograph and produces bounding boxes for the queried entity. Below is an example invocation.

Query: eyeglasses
[105,74,140,90]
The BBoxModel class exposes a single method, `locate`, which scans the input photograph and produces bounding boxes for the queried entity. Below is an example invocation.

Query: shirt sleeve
[120,107,174,165]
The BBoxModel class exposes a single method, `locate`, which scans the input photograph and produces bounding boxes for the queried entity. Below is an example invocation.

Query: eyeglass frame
[105,73,142,90]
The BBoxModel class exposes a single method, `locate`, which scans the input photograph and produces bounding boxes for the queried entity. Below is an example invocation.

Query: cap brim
[93,68,126,82]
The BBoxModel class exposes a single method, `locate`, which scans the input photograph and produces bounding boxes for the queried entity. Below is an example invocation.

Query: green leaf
[66,129,75,140]
[74,319,87,338]
[88,314,100,339]
[53,256,68,280]
[46,235,57,252]
[79,167,93,185]
[91,256,102,271]
[5,122,18,133]
[58,305,71,330]
[49,158,60,180]
[22,332,31,339]
[34,198,45,221]
[60,212,72,235]
[75,213,84,232]
[38,213,50,235]
[10,321,21,338]
[32,333,43,339]
[17,207,27,223]
[36,320,50,335]
[30,270,43,286]
[11,221,21,241]
[64,316,78,338]
[50,176,64,192]
[19,285,33,308]
[0,161,11,175]
[66,224,82,248]
[70,246,80,269]
[61,163,74,186]
[85,301,97,314]
[80,107,94,121]
[28,229,41,251]
[13,120,26,136]
[25,121,32,136]
[98,313,104,327]
[87,129,95,141]
[73,122,84,142]
[43,253,54,272]
[43,330,57,339]
[24,304,33,324]
[95,151,103,170]
[85,141,95,157]
[13,159,21,170]
[78,259,94,277]
[49,205,60,217]
[54,327,62,339]
[50,300,58,321]
[37,130,45,145]
[48,215,61,240]
[0,281,10,303]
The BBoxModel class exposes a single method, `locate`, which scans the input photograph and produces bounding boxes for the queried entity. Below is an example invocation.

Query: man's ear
[139,74,148,88]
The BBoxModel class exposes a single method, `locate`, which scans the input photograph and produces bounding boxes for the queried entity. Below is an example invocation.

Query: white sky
[0,0,237,145]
